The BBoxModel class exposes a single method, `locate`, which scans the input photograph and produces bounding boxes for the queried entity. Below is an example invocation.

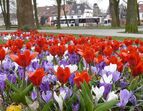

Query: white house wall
[140,12,143,20]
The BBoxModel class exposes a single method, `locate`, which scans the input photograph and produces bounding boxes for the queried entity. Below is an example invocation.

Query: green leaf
[65,94,78,111]
[95,100,118,111]
[11,83,33,104]
[22,83,33,96]
[6,80,19,92]
[80,82,94,111]
[25,96,33,105]
[79,92,86,111]
[42,101,54,111]
[128,77,139,91]
[78,59,84,72]
[83,82,92,100]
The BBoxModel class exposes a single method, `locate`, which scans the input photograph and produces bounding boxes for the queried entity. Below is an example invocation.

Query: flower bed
[0,30,143,111]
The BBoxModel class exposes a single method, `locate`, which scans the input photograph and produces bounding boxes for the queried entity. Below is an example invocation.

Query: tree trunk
[137,3,140,25]
[6,0,10,29]
[33,0,39,28]
[56,0,62,29]
[125,0,138,33]
[63,0,69,27]
[109,0,120,27]
[0,0,10,29]
[16,0,35,30]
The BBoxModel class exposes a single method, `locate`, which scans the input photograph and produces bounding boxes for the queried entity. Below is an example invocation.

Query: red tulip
[0,47,6,61]
[74,71,91,87]
[29,68,45,86]
[56,66,70,84]
[68,45,75,54]
[127,51,143,76]
[10,50,38,67]
[49,45,66,57]
[103,46,113,56]
[78,47,95,64]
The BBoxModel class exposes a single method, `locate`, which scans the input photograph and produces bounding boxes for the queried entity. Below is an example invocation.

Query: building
[68,3,93,19]
[119,4,126,25]
[93,3,101,17]
[37,2,93,25]
[139,4,143,24]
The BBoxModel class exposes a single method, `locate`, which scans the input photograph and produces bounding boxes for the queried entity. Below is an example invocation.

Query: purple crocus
[0,74,7,91]
[100,83,112,99]
[60,87,72,100]
[42,91,52,103]
[120,79,129,89]
[129,93,137,106]
[91,62,106,75]
[68,53,80,64]
[3,59,15,71]
[7,74,16,83]
[69,73,75,86]
[112,71,121,82]
[31,90,37,101]
[42,61,53,73]
[117,89,131,108]
[32,61,40,69]
[40,78,50,92]
[17,67,24,79]
[59,59,69,66]
[72,103,80,111]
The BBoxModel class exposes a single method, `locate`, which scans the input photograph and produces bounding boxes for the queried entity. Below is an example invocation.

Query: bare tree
[62,0,69,27]
[0,0,10,29]
[56,0,62,29]
[109,0,120,27]
[33,0,39,28]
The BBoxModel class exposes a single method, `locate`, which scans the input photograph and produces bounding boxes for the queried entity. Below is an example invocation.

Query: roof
[139,4,143,13]
[37,4,73,17]
[70,3,92,15]
[37,6,56,17]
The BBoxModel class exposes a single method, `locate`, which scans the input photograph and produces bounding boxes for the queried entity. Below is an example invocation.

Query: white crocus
[100,74,113,84]
[31,46,35,51]
[47,54,54,63]
[54,64,78,73]
[3,47,8,53]
[31,58,39,63]
[92,86,105,102]
[4,35,11,40]
[54,91,66,111]
[14,62,19,71]
[107,91,118,101]
[104,63,117,73]
[54,65,64,72]
[28,101,39,110]
[66,64,78,73]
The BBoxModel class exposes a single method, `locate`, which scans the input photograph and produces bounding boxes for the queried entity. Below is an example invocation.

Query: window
[77,16,81,18]
[71,10,75,14]
[78,10,82,14]
[77,5,80,9]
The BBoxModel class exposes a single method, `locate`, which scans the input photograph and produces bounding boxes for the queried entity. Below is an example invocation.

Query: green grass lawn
[40,25,125,30]
[0,39,5,44]
[46,32,142,41]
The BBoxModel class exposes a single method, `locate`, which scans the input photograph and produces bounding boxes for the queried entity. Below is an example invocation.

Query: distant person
[96,19,99,27]
[40,16,46,26]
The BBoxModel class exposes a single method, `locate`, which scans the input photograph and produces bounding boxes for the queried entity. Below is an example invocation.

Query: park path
[40,28,143,38]
[0,27,143,38]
